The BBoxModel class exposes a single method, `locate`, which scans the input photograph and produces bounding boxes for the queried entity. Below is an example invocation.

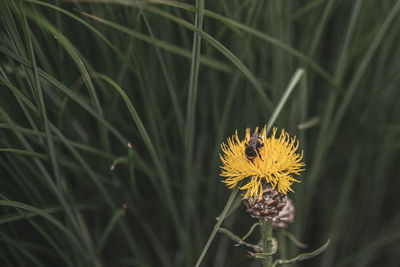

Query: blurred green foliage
[1,0,400,266]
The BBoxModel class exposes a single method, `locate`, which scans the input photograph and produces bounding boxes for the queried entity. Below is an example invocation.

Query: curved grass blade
[140,12,184,133]
[0,44,127,145]
[0,105,87,247]
[95,73,180,229]
[24,0,119,52]
[144,1,335,85]
[142,7,273,109]
[0,148,46,159]
[79,10,273,110]
[0,200,89,260]
[331,0,400,138]
[0,204,94,225]
[0,233,45,267]
[26,9,103,116]
[20,5,63,190]
[96,208,125,253]
[0,123,115,160]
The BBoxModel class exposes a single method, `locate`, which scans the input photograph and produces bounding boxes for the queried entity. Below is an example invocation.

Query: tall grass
[1,0,400,266]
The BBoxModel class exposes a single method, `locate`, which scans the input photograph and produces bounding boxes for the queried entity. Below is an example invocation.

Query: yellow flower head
[220,126,305,199]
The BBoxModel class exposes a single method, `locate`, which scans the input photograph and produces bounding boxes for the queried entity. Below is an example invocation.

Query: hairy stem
[260,219,273,267]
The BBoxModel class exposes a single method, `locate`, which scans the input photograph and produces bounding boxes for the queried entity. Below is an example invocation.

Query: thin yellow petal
[220,126,305,198]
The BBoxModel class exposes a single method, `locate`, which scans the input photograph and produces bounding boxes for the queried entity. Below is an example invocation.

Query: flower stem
[260,219,273,267]
[278,229,287,267]
[194,188,239,267]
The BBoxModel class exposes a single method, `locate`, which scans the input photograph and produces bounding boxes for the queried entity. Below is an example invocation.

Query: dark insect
[245,132,264,160]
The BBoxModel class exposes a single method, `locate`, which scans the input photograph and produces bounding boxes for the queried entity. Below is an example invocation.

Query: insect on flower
[245,131,264,160]
[220,127,305,199]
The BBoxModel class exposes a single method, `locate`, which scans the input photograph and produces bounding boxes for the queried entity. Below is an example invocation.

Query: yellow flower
[220,127,305,199]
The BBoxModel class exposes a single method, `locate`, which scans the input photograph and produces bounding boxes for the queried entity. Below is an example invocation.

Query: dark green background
[1,0,400,266]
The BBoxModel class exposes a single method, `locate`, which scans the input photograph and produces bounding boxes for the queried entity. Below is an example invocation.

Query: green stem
[278,229,287,267]
[260,219,273,267]
[194,188,239,267]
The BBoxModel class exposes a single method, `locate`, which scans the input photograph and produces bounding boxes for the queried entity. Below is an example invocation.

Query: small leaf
[272,239,331,267]
[283,230,308,249]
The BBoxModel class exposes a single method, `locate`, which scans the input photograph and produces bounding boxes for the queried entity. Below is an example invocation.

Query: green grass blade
[331,0,400,137]
[184,0,204,155]
[266,69,305,133]
[20,5,63,191]
[97,208,125,253]
[143,6,273,110]
[140,11,184,134]
[75,10,231,72]
[0,233,46,267]
[80,9,273,110]
[95,73,180,229]
[0,200,88,260]
[144,0,336,85]
[0,44,127,144]
[194,188,239,267]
